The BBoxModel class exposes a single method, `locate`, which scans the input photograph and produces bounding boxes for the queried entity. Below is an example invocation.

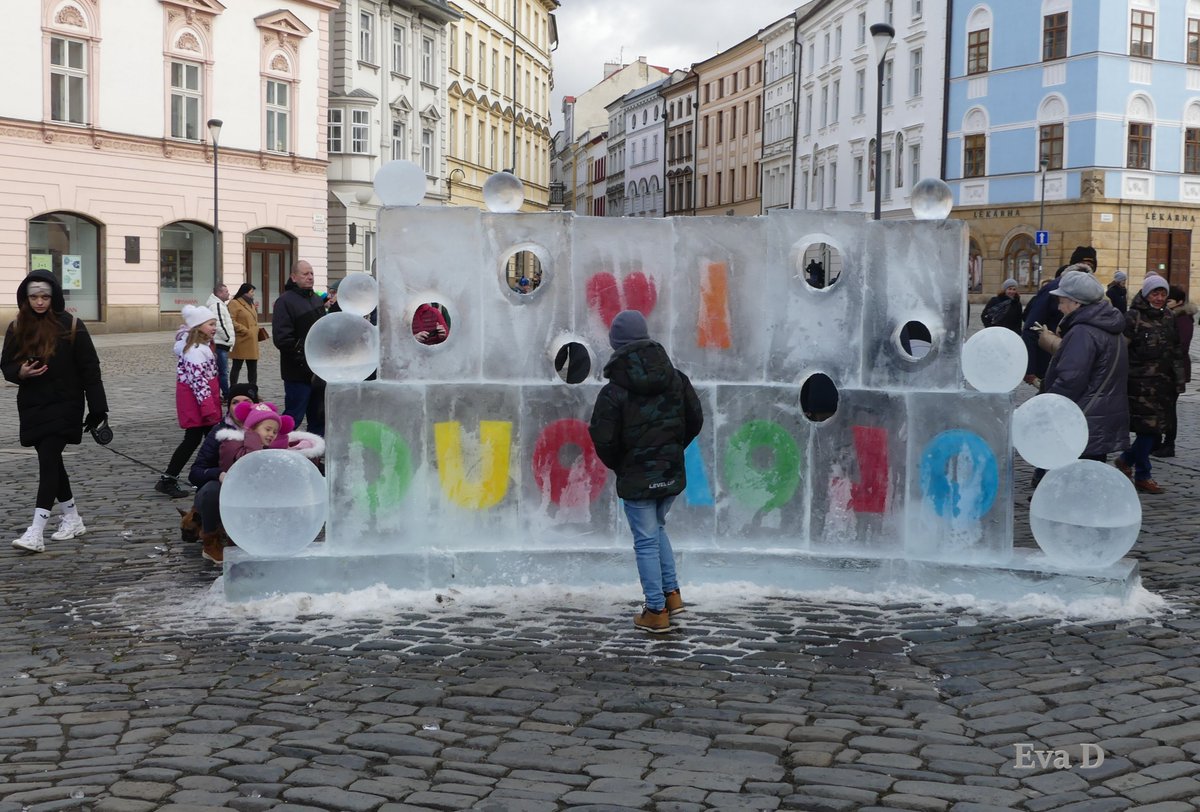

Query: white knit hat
[182,304,217,330]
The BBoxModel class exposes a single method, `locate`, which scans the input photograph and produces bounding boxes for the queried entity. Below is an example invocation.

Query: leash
[94,443,169,476]
[88,420,171,477]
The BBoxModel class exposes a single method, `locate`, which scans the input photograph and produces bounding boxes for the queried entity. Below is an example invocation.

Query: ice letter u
[434,420,513,509]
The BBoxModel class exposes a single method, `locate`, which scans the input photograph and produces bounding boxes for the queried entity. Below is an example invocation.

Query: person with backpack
[981,278,1022,333]
[1,270,108,552]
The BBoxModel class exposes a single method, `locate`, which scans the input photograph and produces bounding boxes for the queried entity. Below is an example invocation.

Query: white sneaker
[51,514,86,541]
[11,527,45,553]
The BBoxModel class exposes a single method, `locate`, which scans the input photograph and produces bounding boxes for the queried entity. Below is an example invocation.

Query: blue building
[946,0,1200,297]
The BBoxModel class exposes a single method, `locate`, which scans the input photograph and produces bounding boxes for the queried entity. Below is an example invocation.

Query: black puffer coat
[588,340,703,500]
[1125,292,1187,434]
[0,270,108,446]
[271,280,325,382]
[1041,300,1128,456]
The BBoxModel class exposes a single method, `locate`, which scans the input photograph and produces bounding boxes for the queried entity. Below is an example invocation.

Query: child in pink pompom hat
[217,401,324,471]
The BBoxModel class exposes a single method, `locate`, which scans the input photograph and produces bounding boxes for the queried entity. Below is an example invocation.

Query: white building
[760,15,797,211]
[326,0,461,279]
[619,77,669,217]
[0,0,337,330]
[795,0,945,217]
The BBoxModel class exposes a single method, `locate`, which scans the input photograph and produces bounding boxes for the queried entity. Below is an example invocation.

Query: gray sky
[550,0,800,130]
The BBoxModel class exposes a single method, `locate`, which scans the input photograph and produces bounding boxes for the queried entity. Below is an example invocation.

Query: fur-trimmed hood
[215,427,325,459]
[1179,300,1199,318]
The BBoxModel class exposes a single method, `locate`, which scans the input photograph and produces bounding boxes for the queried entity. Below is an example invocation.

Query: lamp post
[870,23,894,221]
[447,167,465,204]
[207,118,223,284]
[1037,157,1049,287]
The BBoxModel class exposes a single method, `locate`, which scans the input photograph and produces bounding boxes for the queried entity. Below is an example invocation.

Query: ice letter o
[306,312,380,383]
[1030,460,1141,569]
[221,449,327,557]
[723,420,802,511]
[920,430,998,521]
[1013,394,1088,470]
[961,327,1027,393]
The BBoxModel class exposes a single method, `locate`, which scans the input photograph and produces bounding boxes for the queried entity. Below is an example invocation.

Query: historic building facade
[0,0,337,330]
[760,15,797,211]
[618,77,670,217]
[693,34,766,217]
[663,70,698,216]
[444,0,558,212]
[794,0,946,218]
[326,0,460,279]
[946,0,1200,298]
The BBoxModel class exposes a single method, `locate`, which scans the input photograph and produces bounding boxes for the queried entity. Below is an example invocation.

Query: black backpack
[981,297,1012,328]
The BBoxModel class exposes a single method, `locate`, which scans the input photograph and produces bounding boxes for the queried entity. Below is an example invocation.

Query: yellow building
[693,33,765,217]
[446,0,557,210]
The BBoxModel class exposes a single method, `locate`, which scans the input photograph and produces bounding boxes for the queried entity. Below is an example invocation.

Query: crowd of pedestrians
[987,245,1194,495]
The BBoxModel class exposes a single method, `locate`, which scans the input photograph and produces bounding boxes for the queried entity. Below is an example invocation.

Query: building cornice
[0,116,327,176]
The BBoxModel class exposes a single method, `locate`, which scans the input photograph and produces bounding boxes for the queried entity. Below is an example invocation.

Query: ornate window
[266,79,290,153]
[44,1,101,126]
[170,61,203,140]
[50,36,87,124]
[161,1,221,142]
[254,10,311,156]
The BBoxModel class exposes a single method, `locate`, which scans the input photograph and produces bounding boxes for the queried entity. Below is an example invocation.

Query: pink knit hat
[233,401,295,434]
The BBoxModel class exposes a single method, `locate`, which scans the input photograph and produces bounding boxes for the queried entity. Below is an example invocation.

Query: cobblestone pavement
[2,322,1200,812]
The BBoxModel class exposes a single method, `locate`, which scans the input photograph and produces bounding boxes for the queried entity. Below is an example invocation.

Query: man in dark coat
[1041,271,1129,460]
[589,310,703,634]
[1107,271,1128,313]
[1023,245,1098,383]
[1116,276,1187,492]
[272,260,325,434]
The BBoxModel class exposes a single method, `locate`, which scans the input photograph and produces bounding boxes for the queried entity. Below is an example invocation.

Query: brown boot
[665,589,685,616]
[1135,479,1164,494]
[200,531,225,564]
[633,605,670,633]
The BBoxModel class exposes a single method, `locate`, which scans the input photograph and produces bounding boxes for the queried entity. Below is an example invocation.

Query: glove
[83,412,107,431]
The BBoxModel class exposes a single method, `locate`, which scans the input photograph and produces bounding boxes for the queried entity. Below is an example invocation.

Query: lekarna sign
[1035,230,1049,246]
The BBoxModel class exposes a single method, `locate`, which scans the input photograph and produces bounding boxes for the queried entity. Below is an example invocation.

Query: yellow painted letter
[434,420,513,509]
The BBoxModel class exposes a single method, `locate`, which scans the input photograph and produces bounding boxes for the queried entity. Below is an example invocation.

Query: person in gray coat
[1041,270,1129,460]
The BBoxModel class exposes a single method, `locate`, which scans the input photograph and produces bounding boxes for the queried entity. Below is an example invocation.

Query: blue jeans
[623,496,678,611]
[214,345,230,399]
[1121,433,1156,481]
[278,381,321,436]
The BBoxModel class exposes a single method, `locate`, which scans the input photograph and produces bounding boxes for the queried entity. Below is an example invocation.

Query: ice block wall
[324,209,1013,564]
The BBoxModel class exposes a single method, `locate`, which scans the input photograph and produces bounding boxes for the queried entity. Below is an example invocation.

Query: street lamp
[870,22,894,221]
[447,167,465,204]
[1037,157,1049,287]
[207,118,223,284]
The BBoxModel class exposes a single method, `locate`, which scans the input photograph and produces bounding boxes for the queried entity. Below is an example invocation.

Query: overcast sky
[550,0,800,131]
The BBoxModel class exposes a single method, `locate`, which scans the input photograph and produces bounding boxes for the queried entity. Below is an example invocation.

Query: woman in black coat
[0,270,108,552]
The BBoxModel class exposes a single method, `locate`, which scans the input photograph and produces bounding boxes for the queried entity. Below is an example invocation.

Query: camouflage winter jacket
[588,340,704,501]
[1124,292,1187,434]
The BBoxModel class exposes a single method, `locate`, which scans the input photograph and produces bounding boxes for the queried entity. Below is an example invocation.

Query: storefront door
[1147,228,1191,294]
[246,244,289,320]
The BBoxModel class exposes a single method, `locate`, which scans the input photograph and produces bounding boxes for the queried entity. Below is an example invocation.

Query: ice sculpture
[337,272,379,317]
[305,312,379,384]
[1030,460,1141,569]
[962,327,1027,393]
[221,450,327,557]
[222,199,1142,602]
[1013,394,1088,470]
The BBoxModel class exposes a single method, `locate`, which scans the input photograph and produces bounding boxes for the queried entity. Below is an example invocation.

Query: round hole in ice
[1030,459,1141,569]
[553,342,591,384]
[897,320,934,361]
[795,239,844,290]
[503,249,545,296]
[412,301,451,346]
[800,372,839,423]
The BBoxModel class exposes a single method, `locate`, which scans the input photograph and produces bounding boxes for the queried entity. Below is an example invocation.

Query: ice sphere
[1030,460,1141,569]
[337,272,379,317]
[961,327,1026,392]
[306,311,380,383]
[374,160,427,206]
[1013,394,1088,469]
[220,449,327,557]
[483,171,525,213]
[911,178,954,220]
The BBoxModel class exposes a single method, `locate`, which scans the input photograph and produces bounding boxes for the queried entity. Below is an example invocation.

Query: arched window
[159,221,214,312]
[1003,233,1037,287]
[968,236,984,293]
[28,211,102,320]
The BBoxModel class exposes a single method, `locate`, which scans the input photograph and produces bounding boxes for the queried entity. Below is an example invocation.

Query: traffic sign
[1035,230,1049,246]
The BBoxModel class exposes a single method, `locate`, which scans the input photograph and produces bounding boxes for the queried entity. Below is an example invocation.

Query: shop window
[159,221,214,313]
[28,212,101,321]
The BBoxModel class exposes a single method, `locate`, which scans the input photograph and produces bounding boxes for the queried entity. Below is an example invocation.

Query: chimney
[603,61,622,79]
